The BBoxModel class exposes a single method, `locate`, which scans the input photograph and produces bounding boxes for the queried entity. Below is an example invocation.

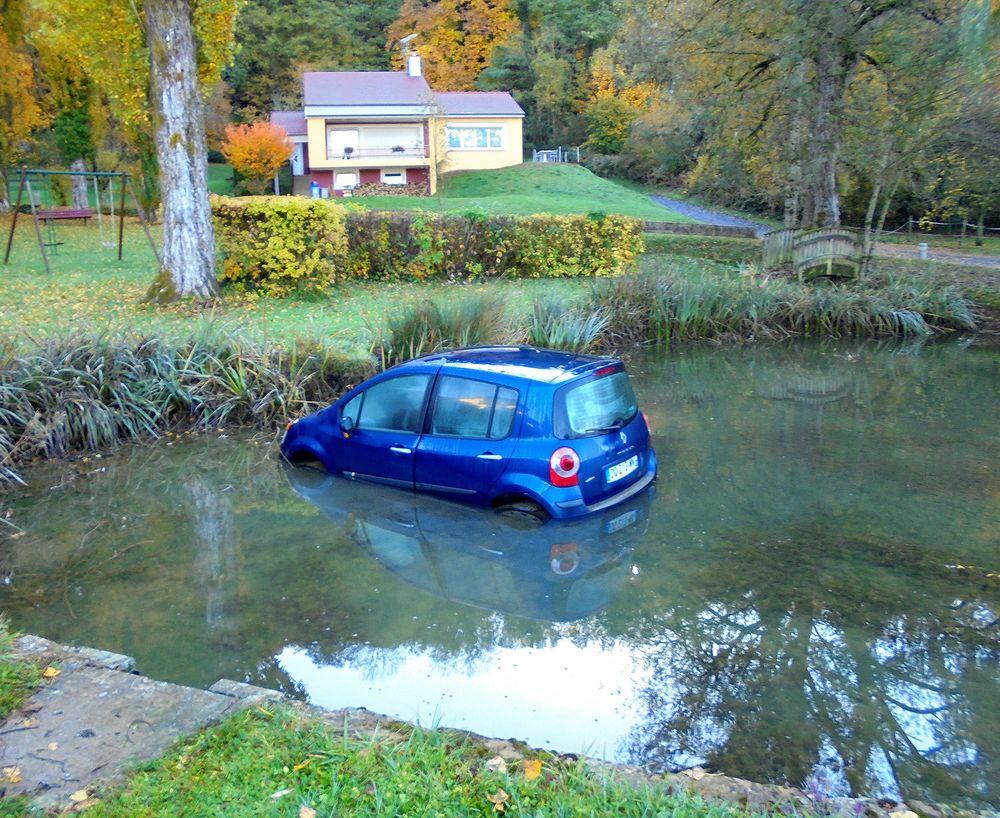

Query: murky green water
[2,339,998,807]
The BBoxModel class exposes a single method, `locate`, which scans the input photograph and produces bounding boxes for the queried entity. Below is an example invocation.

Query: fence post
[959,219,966,247]
[907,217,912,242]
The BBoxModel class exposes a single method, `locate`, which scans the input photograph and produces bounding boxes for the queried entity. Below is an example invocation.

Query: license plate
[605,508,638,534]
[606,455,639,484]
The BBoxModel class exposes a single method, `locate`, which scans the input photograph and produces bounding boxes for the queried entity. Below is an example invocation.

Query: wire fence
[851,218,1000,246]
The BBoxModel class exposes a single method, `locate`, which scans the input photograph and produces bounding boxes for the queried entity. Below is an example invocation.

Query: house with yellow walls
[270,54,524,197]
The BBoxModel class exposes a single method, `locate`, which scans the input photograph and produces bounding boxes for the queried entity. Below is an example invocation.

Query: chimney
[407,52,422,77]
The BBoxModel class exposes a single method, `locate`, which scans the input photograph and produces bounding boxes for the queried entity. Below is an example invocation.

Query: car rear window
[554,370,638,438]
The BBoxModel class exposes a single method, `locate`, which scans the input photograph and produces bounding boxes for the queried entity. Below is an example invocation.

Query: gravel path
[650,194,1000,270]
[649,194,772,237]
[875,242,1000,269]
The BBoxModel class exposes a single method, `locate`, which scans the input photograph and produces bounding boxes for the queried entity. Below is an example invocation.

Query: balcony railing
[326,145,428,161]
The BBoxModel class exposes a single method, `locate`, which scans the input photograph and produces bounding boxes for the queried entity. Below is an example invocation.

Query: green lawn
[207,162,235,195]
[0,218,590,355]
[353,163,694,221]
[65,706,782,818]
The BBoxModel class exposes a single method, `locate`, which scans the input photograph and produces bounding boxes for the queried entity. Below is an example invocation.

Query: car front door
[339,373,433,489]
[414,375,521,502]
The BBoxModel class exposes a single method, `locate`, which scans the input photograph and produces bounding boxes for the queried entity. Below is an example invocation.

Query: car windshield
[554,370,638,438]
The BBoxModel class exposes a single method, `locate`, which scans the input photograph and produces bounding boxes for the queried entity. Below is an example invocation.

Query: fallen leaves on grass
[42,666,61,678]
[487,788,510,812]
[522,759,542,781]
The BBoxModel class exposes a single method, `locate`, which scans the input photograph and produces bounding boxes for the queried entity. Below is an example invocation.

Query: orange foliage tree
[387,0,519,90]
[221,121,293,194]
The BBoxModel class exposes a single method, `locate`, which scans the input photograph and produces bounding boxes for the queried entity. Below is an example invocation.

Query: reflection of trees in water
[623,522,1000,807]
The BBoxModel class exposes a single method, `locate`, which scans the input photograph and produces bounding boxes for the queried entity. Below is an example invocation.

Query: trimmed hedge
[213,195,349,295]
[212,196,644,294]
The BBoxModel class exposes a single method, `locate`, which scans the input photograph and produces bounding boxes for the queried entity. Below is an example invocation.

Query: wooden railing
[762,227,862,280]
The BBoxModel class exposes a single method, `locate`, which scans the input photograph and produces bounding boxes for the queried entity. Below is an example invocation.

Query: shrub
[526,297,607,352]
[344,210,644,282]
[212,195,349,295]
[353,181,430,197]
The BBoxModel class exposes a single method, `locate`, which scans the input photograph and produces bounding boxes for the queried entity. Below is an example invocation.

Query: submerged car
[281,346,656,520]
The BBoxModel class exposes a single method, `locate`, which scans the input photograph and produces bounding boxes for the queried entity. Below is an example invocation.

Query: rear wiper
[583,418,626,434]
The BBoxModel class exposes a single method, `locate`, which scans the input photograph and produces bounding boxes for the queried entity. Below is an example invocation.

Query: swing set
[3,167,160,275]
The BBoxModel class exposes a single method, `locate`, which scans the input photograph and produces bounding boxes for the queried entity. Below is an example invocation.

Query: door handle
[390,446,412,454]
[477,453,503,461]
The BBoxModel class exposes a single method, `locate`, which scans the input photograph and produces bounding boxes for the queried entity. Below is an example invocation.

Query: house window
[446,125,503,150]
[334,172,358,190]
[381,170,407,185]
[328,128,359,159]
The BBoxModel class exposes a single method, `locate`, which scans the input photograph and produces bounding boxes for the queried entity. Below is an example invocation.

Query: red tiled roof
[303,71,433,107]
[435,92,524,117]
[270,110,307,136]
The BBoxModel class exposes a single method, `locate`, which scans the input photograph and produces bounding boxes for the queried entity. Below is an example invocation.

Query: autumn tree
[38,0,240,300]
[221,121,293,194]
[0,0,48,210]
[225,0,402,120]
[609,0,966,228]
[387,0,519,90]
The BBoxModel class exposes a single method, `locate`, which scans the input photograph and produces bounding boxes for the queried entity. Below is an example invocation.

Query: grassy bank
[55,705,775,818]
[0,619,40,720]
[354,163,689,221]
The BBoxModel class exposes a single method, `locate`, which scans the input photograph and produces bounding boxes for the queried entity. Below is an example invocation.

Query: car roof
[396,346,621,385]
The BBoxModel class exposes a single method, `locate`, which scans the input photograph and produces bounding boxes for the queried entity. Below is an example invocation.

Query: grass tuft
[78,706,787,818]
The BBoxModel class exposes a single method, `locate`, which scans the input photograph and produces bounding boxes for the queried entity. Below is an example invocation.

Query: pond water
[2,339,998,808]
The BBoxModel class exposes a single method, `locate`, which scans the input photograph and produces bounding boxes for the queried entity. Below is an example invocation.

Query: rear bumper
[550,452,657,519]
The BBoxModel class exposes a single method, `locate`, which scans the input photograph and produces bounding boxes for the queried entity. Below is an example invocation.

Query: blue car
[281,346,657,521]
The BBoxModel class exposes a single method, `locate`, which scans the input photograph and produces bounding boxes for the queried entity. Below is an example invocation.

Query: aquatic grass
[0,329,371,487]
[526,297,608,352]
[588,265,977,349]
[372,290,512,367]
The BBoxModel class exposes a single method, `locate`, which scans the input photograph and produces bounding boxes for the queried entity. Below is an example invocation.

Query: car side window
[341,393,363,427]
[356,374,431,433]
[431,377,518,439]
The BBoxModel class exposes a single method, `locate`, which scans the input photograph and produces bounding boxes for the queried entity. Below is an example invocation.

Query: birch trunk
[70,157,89,210]
[144,0,217,301]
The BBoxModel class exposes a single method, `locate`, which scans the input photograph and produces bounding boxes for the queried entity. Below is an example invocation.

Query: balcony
[326,144,428,162]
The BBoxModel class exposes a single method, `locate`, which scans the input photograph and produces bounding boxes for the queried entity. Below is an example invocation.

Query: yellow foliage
[387,0,520,90]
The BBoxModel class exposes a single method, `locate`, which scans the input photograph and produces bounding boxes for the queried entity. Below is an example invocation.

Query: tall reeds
[0,330,369,488]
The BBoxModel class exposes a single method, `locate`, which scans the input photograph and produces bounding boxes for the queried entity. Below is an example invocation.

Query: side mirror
[340,415,355,437]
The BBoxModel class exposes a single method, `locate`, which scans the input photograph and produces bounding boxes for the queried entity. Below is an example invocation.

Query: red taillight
[595,365,618,377]
[549,446,580,487]
[642,412,652,436]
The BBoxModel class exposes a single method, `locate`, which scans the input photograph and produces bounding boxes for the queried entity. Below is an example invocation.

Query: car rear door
[414,374,522,502]
[339,372,434,489]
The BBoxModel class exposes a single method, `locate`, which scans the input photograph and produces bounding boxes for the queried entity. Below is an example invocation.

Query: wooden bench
[36,208,94,224]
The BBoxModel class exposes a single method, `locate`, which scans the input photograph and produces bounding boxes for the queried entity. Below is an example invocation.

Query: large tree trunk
[70,157,89,210]
[144,0,217,302]
[800,47,847,228]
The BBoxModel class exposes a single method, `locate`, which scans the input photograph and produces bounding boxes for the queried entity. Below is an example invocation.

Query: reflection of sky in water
[278,636,656,760]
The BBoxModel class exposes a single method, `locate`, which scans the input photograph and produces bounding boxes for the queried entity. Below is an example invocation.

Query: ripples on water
[2,339,998,808]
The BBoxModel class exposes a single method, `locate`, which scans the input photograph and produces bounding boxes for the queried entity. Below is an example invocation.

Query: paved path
[648,195,772,237]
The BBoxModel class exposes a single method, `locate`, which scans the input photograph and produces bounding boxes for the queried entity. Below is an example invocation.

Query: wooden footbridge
[762,227,863,280]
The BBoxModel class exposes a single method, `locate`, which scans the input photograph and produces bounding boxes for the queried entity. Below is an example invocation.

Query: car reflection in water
[285,464,651,622]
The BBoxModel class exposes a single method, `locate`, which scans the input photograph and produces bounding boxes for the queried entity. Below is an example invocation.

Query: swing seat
[37,208,93,224]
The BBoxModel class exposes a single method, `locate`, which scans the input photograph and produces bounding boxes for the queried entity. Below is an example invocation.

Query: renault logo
[619,430,628,445]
